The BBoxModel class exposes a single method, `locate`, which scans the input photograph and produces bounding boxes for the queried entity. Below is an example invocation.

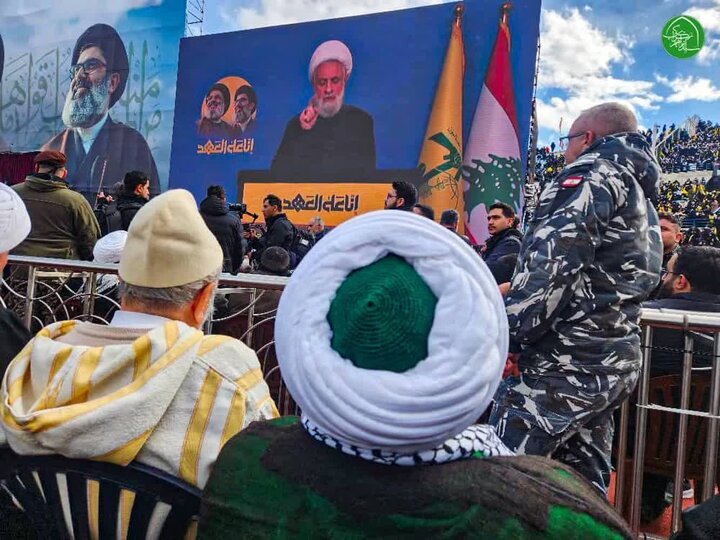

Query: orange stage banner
[241,183,390,226]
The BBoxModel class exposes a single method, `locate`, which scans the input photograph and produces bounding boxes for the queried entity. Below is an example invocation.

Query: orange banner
[242,183,390,226]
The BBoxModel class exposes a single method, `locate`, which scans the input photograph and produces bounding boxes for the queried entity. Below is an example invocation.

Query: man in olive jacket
[12,151,100,261]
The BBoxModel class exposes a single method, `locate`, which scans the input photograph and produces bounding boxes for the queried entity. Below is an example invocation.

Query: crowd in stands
[3,104,720,538]
[657,176,720,247]
[533,143,566,184]
[533,117,719,185]
[653,119,720,174]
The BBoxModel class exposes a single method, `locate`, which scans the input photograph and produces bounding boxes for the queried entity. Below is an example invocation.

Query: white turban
[0,183,31,253]
[308,40,353,81]
[275,210,509,454]
[93,230,128,264]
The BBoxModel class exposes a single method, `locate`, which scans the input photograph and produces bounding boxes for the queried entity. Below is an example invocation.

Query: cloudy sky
[203,0,720,146]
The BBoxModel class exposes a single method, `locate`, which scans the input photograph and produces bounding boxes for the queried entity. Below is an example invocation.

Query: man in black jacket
[440,209,472,245]
[0,183,32,372]
[635,245,720,520]
[199,185,245,274]
[384,181,417,211]
[482,202,523,283]
[644,245,720,376]
[248,194,294,265]
[117,170,150,230]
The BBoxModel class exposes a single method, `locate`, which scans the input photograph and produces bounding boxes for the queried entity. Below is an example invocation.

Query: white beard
[206,108,223,122]
[317,89,344,119]
[62,75,111,129]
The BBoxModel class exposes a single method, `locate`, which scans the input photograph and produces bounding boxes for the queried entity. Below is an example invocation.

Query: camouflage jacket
[506,132,662,376]
[199,417,633,539]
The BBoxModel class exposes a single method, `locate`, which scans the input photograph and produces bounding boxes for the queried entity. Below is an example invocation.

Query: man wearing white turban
[199,211,633,539]
[0,183,32,371]
[271,39,376,180]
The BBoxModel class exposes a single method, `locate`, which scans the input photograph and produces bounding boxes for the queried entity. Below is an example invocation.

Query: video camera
[228,202,259,221]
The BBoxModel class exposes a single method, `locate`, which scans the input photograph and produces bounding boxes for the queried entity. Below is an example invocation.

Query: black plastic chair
[0,448,201,540]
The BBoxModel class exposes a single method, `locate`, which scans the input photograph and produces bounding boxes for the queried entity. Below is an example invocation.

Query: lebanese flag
[462,9,522,244]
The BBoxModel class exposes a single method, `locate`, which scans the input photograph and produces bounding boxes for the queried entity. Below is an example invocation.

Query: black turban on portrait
[72,24,129,109]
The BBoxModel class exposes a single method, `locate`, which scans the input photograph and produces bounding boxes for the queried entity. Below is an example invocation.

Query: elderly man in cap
[0,189,277,489]
[271,39,376,180]
[199,211,633,539]
[0,183,32,371]
[42,23,159,200]
[198,82,234,139]
[12,151,100,260]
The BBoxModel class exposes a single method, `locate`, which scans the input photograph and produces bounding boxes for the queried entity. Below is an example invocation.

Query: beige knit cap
[119,189,223,287]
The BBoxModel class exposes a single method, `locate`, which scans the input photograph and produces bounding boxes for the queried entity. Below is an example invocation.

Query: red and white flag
[462,5,522,244]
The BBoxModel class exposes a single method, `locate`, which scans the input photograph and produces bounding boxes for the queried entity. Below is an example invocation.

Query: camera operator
[246,194,294,264]
[199,185,245,274]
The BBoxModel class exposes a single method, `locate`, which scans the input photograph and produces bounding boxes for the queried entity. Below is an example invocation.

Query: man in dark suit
[271,40,376,180]
[42,24,159,201]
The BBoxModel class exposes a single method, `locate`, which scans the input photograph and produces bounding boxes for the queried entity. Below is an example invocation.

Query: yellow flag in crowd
[418,6,465,229]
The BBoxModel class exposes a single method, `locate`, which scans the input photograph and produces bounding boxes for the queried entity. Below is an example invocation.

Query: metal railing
[1,255,295,413]
[6,257,720,535]
[615,308,720,536]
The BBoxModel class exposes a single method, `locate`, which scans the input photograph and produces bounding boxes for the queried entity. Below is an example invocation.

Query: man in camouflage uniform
[490,102,663,496]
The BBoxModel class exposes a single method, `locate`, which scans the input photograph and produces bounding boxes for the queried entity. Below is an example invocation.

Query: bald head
[577,102,638,138]
[564,102,638,165]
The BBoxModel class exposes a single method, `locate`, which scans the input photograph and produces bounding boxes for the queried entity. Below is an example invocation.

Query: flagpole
[501,2,512,24]
[416,1,465,218]
[454,3,464,26]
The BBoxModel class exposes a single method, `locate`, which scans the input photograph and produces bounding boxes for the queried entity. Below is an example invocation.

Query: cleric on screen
[270,39,376,180]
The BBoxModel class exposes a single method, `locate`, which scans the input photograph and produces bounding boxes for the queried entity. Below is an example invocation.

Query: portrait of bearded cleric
[42,24,160,200]
[197,82,234,140]
[271,39,376,180]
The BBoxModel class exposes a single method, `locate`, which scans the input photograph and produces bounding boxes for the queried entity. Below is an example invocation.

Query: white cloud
[536,8,661,133]
[220,0,449,31]
[687,1,720,33]
[697,37,720,63]
[655,74,720,102]
[687,0,720,64]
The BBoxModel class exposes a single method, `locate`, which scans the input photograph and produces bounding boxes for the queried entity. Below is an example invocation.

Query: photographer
[247,194,294,264]
[199,185,245,274]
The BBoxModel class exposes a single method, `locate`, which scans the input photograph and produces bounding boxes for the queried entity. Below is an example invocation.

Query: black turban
[207,83,231,115]
[72,24,129,109]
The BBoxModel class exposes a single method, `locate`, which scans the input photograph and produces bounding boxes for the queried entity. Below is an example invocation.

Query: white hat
[275,210,508,454]
[0,183,31,253]
[93,230,128,264]
[308,40,352,82]
[119,189,223,288]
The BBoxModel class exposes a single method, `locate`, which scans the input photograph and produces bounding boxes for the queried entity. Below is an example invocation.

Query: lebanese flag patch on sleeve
[561,175,584,188]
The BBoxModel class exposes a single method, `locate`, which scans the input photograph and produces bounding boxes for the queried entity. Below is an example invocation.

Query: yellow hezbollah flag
[418,5,465,229]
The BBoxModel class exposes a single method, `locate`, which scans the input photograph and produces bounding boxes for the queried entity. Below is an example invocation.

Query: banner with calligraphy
[0,1,185,197]
[242,183,389,227]
[169,0,541,220]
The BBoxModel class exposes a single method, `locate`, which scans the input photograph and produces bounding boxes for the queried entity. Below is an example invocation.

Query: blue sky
[203,0,720,146]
